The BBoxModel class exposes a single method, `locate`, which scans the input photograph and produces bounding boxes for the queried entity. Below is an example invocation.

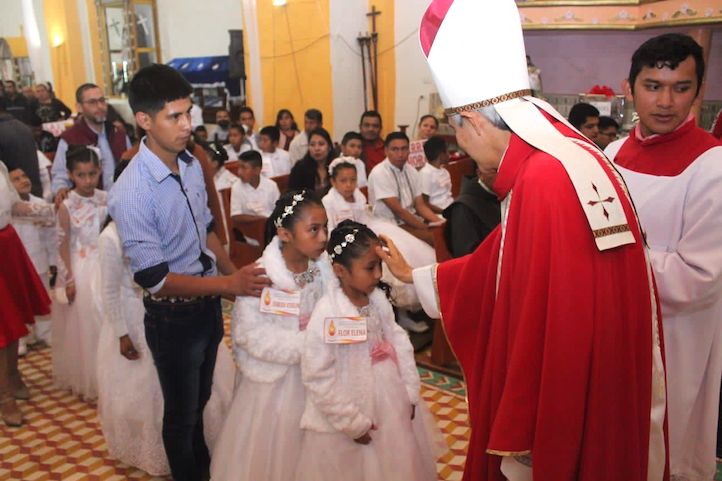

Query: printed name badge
[259,287,301,317]
[324,317,368,344]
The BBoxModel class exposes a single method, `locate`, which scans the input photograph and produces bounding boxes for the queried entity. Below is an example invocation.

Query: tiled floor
[1,343,469,481]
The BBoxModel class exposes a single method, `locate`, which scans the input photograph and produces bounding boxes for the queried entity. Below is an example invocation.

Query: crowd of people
[1,2,722,480]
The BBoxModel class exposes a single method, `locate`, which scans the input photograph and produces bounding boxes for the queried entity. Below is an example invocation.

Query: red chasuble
[437,115,667,481]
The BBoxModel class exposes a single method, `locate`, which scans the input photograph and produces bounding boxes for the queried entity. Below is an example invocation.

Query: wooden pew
[428,223,458,368]
[446,157,475,198]
[220,188,265,268]
[224,160,240,176]
[272,174,290,195]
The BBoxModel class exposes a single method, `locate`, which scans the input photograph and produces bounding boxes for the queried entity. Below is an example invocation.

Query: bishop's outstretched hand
[375,235,413,284]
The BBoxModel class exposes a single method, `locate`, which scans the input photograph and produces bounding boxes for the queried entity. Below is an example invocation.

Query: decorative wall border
[517,0,722,30]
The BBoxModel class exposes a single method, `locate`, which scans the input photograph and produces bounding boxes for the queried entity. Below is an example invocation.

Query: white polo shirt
[224,142,253,161]
[261,149,292,177]
[419,163,453,210]
[367,158,422,224]
[230,176,280,218]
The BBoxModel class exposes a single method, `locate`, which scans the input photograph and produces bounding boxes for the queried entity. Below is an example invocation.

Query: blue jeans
[144,297,223,481]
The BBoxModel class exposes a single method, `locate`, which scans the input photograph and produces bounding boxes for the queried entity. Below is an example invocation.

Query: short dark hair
[66,144,101,172]
[260,125,280,143]
[598,116,619,131]
[75,83,100,103]
[341,131,363,145]
[629,33,704,96]
[4,80,16,88]
[360,110,382,128]
[229,122,245,135]
[128,64,193,116]
[194,125,207,133]
[239,106,255,118]
[305,108,322,123]
[239,150,262,169]
[423,136,447,162]
[384,131,409,147]
[568,103,600,129]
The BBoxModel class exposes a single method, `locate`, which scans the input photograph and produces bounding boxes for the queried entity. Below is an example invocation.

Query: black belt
[143,293,219,306]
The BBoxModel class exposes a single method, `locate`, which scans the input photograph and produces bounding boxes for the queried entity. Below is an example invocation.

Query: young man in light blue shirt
[109,64,269,481]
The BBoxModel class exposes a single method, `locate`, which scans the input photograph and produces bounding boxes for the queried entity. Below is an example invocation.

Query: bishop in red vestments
[378,1,669,481]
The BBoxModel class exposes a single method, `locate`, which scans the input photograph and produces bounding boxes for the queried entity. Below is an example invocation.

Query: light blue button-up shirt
[108,139,217,293]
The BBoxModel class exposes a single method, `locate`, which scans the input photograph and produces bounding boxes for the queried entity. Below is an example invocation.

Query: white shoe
[17,340,28,357]
[397,311,429,333]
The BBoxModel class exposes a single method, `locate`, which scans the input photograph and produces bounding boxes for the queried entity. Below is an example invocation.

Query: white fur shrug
[231,236,334,383]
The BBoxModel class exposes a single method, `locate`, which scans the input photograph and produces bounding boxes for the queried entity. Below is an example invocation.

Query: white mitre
[419,0,635,251]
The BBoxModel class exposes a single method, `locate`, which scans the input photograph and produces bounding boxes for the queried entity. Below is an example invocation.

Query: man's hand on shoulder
[225,264,272,297]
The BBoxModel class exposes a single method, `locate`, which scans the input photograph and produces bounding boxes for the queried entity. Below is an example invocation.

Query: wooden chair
[220,188,265,268]
[271,174,290,194]
[429,223,457,368]
[446,157,475,198]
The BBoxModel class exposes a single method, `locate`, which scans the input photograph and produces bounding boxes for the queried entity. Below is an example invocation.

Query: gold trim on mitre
[444,89,532,116]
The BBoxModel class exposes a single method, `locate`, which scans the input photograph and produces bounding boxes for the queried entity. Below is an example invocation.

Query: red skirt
[0,225,51,348]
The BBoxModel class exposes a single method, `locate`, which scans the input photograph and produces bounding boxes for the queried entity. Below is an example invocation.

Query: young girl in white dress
[94,160,235,476]
[52,145,107,401]
[210,189,334,481]
[297,220,444,481]
[322,158,436,321]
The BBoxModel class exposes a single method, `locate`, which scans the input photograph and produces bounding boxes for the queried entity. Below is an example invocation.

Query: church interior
[1,0,721,480]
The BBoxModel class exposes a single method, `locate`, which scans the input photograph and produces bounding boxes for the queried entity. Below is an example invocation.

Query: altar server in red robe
[378,1,669,480]
[606,33,722,481]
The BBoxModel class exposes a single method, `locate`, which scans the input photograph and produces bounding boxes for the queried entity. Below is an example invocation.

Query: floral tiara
[330,229,359,260]
[274,191,306,228]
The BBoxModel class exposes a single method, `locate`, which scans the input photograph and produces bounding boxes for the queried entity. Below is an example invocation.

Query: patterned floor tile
[3,341,470,480]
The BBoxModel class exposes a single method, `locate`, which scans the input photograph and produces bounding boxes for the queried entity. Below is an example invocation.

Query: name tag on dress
[259,287,301,317]
[324,317,368,344]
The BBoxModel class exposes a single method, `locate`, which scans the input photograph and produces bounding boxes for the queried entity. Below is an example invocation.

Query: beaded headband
[330,229,359,260]
[274,191,306,228]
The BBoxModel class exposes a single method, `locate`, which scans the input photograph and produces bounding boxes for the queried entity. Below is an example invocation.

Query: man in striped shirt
[108,64,270,481]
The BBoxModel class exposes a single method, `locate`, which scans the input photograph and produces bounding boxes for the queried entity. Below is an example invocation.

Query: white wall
[156,0,244,61]
[329,0,367,138]
[0,0,24,38]
[524,27,722,100]
[394,0,434,137]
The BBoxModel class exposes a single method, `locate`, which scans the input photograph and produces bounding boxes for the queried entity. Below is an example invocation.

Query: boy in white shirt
[259,126,292,177]
[419,136,453,214]
[230,151,280,245]
[8,167,56,352]
[339,131,368,187]
[367,132,441,245]
[224,123,254,161]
